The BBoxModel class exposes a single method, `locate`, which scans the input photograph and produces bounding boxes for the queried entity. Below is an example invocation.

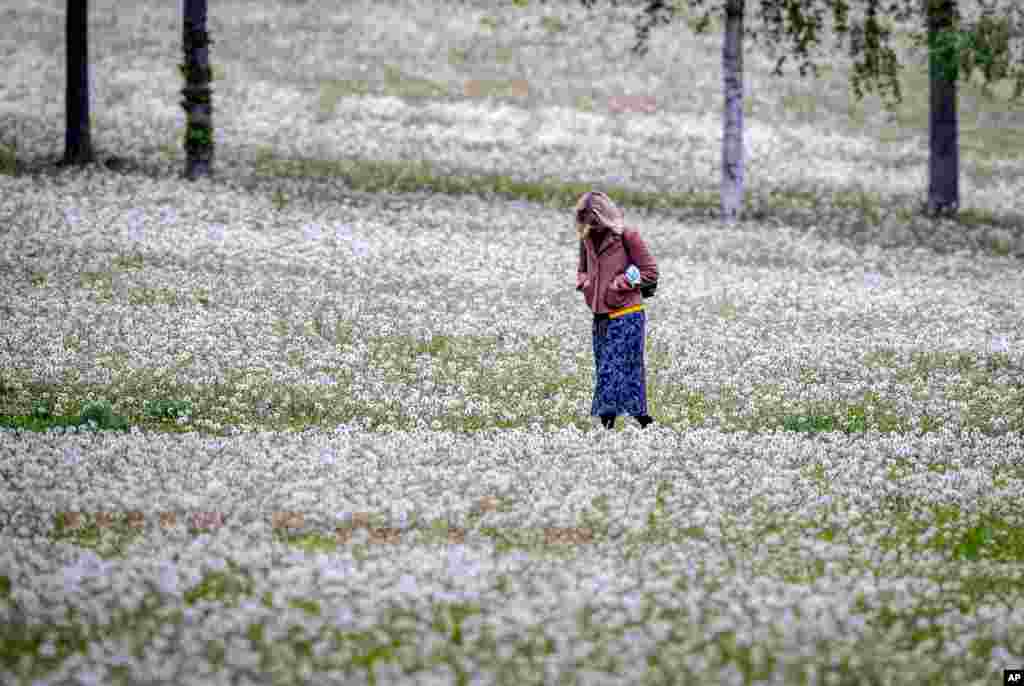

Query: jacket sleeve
[626,230,658,287]
[576,240,587,291]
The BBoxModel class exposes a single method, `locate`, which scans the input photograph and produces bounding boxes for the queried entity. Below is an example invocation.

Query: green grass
[869,499,1024,564]
[3,247,1022,461]
[4,334,1023,440]
[11,66,1024,259]
[239,148,1024,256]
[4,474,1022,684]
[0,141,16,176]
[4,4,1024,683]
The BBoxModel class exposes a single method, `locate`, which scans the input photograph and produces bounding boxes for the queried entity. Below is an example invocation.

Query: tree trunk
[62,0,93,167]
[721,0,745,224]
[182,0,214,180]
[926,0,960,218]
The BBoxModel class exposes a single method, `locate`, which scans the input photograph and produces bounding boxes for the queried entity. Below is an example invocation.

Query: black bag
[580,231,658,299]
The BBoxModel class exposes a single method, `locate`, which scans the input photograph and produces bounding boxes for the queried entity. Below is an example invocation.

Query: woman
[575,190,658,431]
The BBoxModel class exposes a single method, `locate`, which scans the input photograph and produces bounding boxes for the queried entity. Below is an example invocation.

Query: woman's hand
[610,273,632,290]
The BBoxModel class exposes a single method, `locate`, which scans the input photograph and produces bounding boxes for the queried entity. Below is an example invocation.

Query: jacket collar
[590,228,621,256]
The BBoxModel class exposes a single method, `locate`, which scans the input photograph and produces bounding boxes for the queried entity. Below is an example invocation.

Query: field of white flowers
[1,0,1023,684]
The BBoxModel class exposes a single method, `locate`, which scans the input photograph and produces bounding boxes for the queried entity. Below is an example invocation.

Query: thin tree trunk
[926,0,959,217]
[721,0,745,224]
[62,0,93,166]
[182,0,214,180]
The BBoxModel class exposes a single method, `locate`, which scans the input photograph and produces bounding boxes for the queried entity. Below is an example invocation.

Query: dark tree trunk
[62,0,94,167]
[182,0,214,180]
[926,0,959,218]
[721,0,745,225]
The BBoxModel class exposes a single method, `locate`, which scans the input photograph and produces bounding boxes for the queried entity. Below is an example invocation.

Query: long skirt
[591,309,648,419]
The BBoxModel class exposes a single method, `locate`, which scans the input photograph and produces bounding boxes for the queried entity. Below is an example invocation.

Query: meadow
[1,0,1023,684]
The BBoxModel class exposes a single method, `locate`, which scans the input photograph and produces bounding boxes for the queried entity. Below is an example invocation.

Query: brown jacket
[576,228,658,314]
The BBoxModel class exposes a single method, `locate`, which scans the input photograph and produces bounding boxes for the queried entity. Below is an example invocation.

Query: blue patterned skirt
[591,308,648,419]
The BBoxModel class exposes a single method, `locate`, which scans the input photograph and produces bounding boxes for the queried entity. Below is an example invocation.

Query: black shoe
[636,414,654,429]
[600,414,617,429]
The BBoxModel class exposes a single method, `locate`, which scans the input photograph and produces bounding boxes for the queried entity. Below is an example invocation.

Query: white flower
[391,508,410,528]
[208,223,226,241]
[622,628,646,651]
[352,239,370,258]
[334,223,353,241]
[333,606,355,627]
[436,588,477,604]
[126,209,145,242]
[239,599,264,615]
[319,557,354,584]
[125,207,144,228]
[159,207,178,225]
[75,669,105,686]
[502,550,530,569]
[622,591,644,614]
[446,549,482,583]
[990,335,1010,354]
[62,551,107,593]
[396,573,419,596]
[63,447,82,466]
[587,573,613,595]
[157,561,180,595]
[303,222,323,241]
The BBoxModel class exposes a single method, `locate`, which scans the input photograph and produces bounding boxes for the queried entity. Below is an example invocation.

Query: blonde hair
[576,215,611,242]
[576,220,593,243]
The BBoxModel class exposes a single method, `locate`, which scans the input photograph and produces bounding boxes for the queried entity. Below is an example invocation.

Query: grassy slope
[1,1,1023,684]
